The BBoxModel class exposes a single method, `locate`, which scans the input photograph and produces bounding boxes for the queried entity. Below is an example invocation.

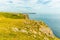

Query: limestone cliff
[0,12,59,40]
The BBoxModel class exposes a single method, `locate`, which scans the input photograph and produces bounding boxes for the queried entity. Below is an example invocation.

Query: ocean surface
[28,14,60,38]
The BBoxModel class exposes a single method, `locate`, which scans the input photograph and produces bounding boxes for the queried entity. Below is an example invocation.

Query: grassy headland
[0,12,59,40]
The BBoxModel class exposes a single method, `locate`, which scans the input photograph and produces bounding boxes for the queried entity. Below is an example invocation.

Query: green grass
[0,12,28,19]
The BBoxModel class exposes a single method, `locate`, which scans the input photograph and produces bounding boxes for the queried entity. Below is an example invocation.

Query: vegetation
[0,12,59,40]
[0,12,28,19]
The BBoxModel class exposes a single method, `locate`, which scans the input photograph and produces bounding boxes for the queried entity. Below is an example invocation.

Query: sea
[28,13,60,38]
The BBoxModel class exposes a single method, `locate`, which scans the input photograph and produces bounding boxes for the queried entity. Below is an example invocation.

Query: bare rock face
[0,12,59,40]
[17,13,29,19]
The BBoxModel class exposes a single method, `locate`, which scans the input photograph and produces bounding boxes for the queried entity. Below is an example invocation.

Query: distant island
[29,13,36,14]
[22,13,36,14]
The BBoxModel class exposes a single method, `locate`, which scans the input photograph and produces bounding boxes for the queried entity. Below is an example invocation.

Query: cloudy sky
[0,0,60,14]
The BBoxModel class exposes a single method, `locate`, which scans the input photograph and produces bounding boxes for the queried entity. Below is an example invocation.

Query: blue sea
[28,14,60,38]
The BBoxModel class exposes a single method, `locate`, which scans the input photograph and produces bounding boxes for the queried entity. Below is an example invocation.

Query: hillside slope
[0,12,59,40]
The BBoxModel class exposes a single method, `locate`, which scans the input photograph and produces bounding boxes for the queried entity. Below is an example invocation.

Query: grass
[0,12,28,19]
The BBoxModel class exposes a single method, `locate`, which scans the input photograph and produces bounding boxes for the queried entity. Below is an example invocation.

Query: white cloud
[47,0,60,8]
[0,0,60,14]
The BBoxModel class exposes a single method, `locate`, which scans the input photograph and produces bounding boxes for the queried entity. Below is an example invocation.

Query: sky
[0,0,60,14]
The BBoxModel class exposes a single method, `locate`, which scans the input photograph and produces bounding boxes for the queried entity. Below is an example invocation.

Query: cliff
[0,12,59,40]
